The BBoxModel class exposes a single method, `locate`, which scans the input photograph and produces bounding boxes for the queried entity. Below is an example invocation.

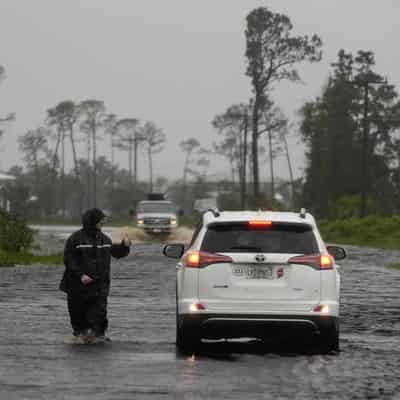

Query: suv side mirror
[163,244,185,259]
[327,246,346,261]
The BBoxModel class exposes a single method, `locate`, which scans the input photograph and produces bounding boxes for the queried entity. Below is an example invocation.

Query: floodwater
[0,227,400,399]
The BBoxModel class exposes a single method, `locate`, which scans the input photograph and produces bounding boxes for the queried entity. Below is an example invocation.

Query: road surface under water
[0,229,399,399]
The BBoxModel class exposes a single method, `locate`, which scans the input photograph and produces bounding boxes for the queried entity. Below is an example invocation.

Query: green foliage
[300,50,400,218]
[329,195,379,219]
[0,210,34,252]
[319,216,400,249]
[386,263,400,270]
[245,7,322,88]
[0,249,63,267]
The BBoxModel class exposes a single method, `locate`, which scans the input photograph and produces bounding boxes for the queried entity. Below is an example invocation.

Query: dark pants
[67,294,108,336]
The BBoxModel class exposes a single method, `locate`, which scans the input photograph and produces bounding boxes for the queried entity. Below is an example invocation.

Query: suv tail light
[183,251,233,268]
[288,254,334,270]
[248,220,272,229]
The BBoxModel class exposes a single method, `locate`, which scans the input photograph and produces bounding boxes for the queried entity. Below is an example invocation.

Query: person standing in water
[60,208,131,343]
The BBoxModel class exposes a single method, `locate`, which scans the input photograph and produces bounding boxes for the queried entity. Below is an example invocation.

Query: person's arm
[110,236,130,259]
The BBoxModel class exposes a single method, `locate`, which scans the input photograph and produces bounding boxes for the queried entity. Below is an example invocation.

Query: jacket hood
[81,208,106,232]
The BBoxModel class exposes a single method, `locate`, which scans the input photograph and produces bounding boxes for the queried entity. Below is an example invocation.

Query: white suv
[163,209,346,354]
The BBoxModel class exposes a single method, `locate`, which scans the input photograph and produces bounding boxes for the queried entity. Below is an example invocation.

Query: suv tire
[176,306,200,354]
[176,318,200,354]
[319,319,339,353]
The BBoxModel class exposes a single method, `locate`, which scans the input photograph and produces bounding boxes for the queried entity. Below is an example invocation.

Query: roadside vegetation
[385,263,400,270]
[2,7,400,254]
[0,210,62,267]
[319,216,400,250]
[0,250,63,267]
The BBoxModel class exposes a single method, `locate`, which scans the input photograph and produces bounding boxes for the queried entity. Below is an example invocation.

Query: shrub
[319,216,400,249]
[0,209,34,252]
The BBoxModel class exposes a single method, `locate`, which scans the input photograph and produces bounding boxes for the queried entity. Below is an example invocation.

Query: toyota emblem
[255,254,265,262]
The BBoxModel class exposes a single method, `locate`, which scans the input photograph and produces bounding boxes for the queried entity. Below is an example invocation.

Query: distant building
[0,172,15,212]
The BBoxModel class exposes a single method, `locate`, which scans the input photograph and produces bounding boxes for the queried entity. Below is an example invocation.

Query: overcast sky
[1,0,399,182]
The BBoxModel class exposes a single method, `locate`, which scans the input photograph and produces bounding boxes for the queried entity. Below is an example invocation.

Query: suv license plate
[233,266,273,279]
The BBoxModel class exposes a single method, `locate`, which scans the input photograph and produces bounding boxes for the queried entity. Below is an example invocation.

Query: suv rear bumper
[179,313,337,340]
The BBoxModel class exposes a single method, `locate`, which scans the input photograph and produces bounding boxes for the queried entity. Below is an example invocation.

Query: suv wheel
[319,319,339,353]
[176,308,200,354]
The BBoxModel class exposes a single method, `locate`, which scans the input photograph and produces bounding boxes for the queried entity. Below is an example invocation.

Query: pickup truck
[135,200,178,234]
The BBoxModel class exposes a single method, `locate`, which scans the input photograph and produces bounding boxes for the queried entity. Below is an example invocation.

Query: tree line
[211,7,400,218]
[2,6,400,220]
[0,79,212,218]
[15,99,170,218]
[300,50,400,218]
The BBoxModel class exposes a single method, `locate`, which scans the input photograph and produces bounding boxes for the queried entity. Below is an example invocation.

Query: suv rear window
[201,222,318,254]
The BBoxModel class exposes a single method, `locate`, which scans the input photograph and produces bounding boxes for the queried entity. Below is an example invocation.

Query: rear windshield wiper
[225,246,263,252]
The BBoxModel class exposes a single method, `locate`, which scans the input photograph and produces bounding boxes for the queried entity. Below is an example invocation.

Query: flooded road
[1,233,400,399]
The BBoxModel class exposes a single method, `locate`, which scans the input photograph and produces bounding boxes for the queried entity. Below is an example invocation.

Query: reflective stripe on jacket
[60,229,129,296]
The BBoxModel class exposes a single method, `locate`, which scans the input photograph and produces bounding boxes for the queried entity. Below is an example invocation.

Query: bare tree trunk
[182,151,191,213]
[92,121,97,208]
[148,147,153,193]
[134,135,138,187]
[282,131,294,208]
[68,122,83,214]
[69,124,80,179]
[86,130,91,208]
[252,98,260,201]
[61,126,66,216]
[129,137,133,187]
[229,154,236,184]
[111,133,115,191]
[52,127,61,173]
[33,155,40,189]
[268,129,275,202]
[183,152,190,185]
[241,111,249,210]
[50,127,62,216]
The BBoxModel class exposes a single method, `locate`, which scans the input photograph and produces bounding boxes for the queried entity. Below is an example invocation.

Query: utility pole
[346,76,386,217]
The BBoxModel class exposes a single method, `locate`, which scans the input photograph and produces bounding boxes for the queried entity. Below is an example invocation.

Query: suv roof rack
[204,208,220,218]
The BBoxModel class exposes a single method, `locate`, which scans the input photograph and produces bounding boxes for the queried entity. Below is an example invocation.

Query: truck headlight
[137,219,144,226]
[170,218,177,226]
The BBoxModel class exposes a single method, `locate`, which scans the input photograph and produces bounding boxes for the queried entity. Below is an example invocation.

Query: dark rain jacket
[59,209,130,296]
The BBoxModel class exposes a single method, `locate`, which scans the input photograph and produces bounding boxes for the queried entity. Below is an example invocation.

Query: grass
[0,250,63,267]
[319,216,400,250]
[385,263,400,270]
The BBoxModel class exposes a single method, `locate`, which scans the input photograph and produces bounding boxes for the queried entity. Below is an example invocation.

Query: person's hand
[122,234,131,247]
[81,274,94,285]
